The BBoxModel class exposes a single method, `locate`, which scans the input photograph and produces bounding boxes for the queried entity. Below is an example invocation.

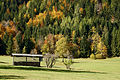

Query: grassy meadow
[0,56,120,80]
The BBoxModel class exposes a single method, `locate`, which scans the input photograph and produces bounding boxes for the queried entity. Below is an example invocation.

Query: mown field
[0,56,120,80]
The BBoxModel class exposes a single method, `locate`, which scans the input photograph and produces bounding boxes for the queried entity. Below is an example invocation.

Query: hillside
[0,0,120,58]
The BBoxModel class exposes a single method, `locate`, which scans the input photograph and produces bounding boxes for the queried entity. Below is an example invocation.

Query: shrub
[102,54,107,59]
[30,48,37,54]
[90,54,96,59]
[90,53,106,59]
[63,55,73,70]
[44,53,58,68]
[96,54,103,59]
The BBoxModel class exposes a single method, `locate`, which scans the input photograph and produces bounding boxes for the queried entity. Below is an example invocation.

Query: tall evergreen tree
[23,27,35,54]
[16,31,22,52]
[102,26,111,57]
[13,38,20,53]
[111,27,117,57]
[3,32,9,44]
[72,31,77,44]
[0,38,6,55]
[79,36,90,58]
[116,27,120,56]
[6,34,13,55]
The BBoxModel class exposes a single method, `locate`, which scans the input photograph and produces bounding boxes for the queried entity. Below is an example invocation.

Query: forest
[0,0,120,59]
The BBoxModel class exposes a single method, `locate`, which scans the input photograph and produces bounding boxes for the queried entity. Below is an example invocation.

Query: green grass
[0,56,120,80]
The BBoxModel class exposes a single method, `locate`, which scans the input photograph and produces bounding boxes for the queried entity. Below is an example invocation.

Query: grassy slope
[0,56,120,80]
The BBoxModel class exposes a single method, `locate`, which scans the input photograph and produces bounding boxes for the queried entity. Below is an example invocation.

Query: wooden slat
[12,53,43,57]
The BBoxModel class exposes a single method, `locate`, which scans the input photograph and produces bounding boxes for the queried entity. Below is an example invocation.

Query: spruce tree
[23,27,35,54]
[102,26,111,57]
[116,27,120,56]
[13,38,20,53]
[3,32,9,44]
[16,31,22,53]
[111,27,117,57]
[6,34,13,55]
[72,31,77,44]
[79,36,90,58]
[23,27,31,54]
[0,38,6,55]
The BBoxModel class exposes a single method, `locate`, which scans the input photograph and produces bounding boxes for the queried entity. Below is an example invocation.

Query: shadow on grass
[0,61,8,64]
[0,75,25,79]
[0,65,106,74]
[73,62,81,63]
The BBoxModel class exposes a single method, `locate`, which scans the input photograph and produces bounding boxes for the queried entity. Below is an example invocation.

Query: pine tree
[79,36,90,58]
[108,0,111,5]
[116,27,120,57]
[16,31,22,53]
[0,38,6,55]
[111,27,117,57]
[6,34,13,55]
[23,27,31,54]
[72,31,77,44]
[102,26,111,57]
[3,32,9,44]
[13,38,20,53]
[23,26,35,54]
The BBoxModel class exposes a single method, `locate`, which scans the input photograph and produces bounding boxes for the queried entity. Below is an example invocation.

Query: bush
[96,54,103,59]
[73,50,80,58]
[90,54,96,59]
[90,53,106,59]
[62,55,73,70]
[44,53,58,68]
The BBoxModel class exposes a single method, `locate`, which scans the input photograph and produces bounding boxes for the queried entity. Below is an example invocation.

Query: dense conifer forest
[0,0,120,58]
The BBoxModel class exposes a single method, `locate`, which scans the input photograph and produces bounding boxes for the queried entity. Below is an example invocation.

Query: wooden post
[39,57,40,67]
[26,57,27,66]
[13,56,14,65]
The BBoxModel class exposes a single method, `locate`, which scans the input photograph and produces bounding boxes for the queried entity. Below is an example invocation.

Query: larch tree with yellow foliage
[55,36,73,69]
[91,27,107,59]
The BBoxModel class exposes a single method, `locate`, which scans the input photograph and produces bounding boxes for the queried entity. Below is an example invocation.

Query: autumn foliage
[0,0,120,58]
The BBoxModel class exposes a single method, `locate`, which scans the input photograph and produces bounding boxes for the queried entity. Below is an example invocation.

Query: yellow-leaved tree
[90,26,107,59]
[41,34,57,68]
[55,37,69,57]
[55,36,73,69]
[97,42,107,58]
